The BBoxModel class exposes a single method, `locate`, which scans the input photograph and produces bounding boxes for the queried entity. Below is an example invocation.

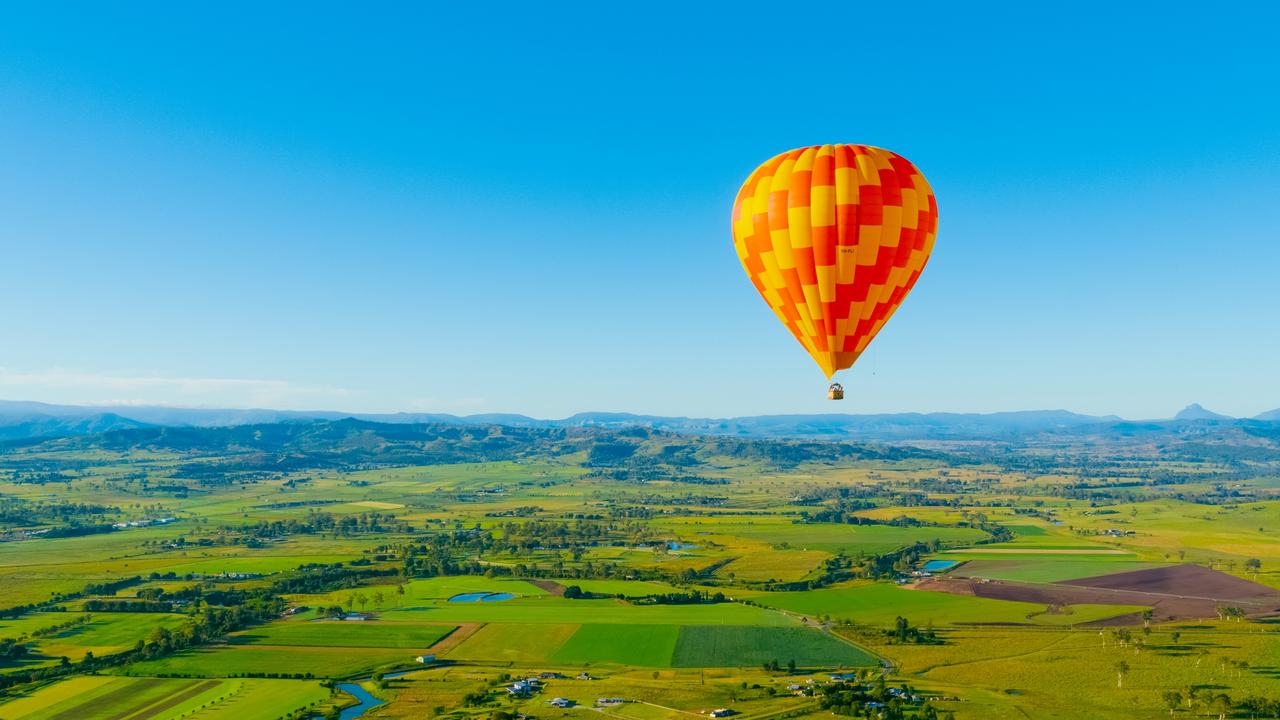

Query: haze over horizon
[3,4,1277,420]
[0,396,1272,424]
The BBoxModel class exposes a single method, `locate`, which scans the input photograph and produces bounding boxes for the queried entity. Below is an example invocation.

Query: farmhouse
[548,698,571,708]
[710,709,736,718]
[506,680,538,696]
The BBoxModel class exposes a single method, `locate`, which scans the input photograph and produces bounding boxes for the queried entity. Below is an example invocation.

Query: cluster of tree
[1234,694,1280,718]
[35,524,117,539]
[0,638,29,661]
[483,506,541,517]
[265,563,399,596]
[799,499,877,524]
[130,594,285,661]
[0,498,114,525]
[493,518,613,551]
[1160,689,1235,718]
[6,471,76,485]
[815,678,946,719]
[887,617,941,645]
[631,589,727,605]
[82,599,174,613]
[232,510,413,539]
[255,499,341,510]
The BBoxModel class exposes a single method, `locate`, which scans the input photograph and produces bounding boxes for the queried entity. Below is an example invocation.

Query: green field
[231,620,454,649]
[1,613,189,670]
[443,621,876,669]
[446,623,580,663]
[120,644,412,678]
[377,596,797,625]
[0,675,329,720]
[947,556,1163,583]
[670,625,876,668]
[550,624,681,666]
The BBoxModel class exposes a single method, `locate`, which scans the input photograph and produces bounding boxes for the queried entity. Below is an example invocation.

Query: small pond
[921,560,959,573]
[447,591,515,603]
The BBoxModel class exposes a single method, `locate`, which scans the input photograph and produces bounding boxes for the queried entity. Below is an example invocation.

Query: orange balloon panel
[731,145,938,378]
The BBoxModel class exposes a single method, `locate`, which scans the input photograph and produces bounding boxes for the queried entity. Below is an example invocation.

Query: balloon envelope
[731,145,938,378]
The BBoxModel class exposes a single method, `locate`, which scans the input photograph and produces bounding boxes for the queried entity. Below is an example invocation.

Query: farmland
[0,675,330,720]
[1,417,1279,719]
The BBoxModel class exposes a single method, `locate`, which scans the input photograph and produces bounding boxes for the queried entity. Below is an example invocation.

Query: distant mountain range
[1,399,1276,442]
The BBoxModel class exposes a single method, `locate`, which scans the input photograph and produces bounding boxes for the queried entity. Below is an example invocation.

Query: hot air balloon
[731,145,938,399]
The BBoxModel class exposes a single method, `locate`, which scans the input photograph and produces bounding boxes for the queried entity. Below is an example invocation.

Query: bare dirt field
[529,579,566,595]
[1060,564,1278,602]
[916,564,1280,624]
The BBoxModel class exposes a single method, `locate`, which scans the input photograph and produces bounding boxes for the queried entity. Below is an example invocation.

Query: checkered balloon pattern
[731,145,938,379]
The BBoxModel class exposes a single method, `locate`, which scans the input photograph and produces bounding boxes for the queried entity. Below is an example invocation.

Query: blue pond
[447,591,515,603]
[922,560,959,572]
[667,541,698,550]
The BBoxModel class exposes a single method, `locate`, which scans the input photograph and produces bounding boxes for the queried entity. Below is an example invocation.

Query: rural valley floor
[1,419,1279,719]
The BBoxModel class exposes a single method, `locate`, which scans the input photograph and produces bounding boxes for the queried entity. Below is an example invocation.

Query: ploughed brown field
[916,564,1280,624]
[529,579,567,595]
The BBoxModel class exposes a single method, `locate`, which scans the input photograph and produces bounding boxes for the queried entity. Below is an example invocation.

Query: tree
[1210,693,1232,720]
[1245,558,1261,577]
[894,616,910,643]
[1161,690,1181,716]
[1114,660,1129,689]
[1170,630,1181,646]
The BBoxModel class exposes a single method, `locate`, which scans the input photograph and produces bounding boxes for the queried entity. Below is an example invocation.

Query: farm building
[506,680,538,696]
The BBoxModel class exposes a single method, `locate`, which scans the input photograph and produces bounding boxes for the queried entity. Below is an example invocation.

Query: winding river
[325,670,414,720]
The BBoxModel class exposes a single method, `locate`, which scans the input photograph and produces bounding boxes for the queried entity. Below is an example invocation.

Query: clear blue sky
[2,3,1277,419]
